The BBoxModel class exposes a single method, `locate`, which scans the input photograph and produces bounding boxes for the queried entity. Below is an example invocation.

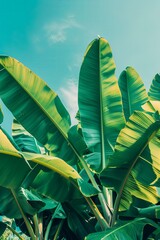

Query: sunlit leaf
[79,37,125,171]
[101,111,160,210]
[0,57,80,166]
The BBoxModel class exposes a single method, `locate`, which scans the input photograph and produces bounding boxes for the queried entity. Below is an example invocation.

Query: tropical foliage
[0,37,159,239]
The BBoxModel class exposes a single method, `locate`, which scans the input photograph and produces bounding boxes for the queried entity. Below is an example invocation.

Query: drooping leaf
[78,37,125,171]
[0,56,80,165]
[101,111,160,211]
[85,218,158,240]
[23,152,99,202]
[0,127,31,189]
[17,188,45,215]
[31,170,81,203]
[118,66,148,121]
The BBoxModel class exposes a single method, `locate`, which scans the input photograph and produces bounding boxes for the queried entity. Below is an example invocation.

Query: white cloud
[59,79,78,125]
[68,53,83,72]
[44,15,81,44]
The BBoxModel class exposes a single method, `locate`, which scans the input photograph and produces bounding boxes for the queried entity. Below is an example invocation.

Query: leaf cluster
[0,38,159,239]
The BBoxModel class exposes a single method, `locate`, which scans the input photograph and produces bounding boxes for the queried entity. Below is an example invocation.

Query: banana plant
[0,37,159,239]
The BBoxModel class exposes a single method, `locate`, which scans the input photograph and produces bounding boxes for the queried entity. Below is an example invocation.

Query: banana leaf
[64,203,95,240]
[0,187,22,218]
[0,186,46,219]
[101,111,160,211]
[0,56,80,165]
[85,218,159,240]
[0,127,98,224]
[138,205,160,219]
[68,125,88,156]
[0,127,31,189]
[118,66,148,121]
[12,119,47,154]
[23,152,99,202]
[148,73,160,101]
[78,37,125,171]
[17,187,45,215]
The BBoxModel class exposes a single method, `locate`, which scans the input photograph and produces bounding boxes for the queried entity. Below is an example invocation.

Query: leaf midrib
[111,122,160,226]
[126,69,132,118]
[99,40,106,170]
[0,62,70,147]
[102,217,146,239]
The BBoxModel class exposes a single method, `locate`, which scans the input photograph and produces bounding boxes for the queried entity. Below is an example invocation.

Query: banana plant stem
[84,196,109,230]
[50,124,112,226]
[32,215,39,239]
[11,189,36,240]
[44,204,62,240]
[53,220,64,240]
[79,156,112,225]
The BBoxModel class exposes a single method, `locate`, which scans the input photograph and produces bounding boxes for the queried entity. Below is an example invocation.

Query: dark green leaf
[85,218,159,240]
[118,66,148,121]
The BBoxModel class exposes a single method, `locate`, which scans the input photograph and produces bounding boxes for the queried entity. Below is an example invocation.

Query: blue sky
[1,0,160,130]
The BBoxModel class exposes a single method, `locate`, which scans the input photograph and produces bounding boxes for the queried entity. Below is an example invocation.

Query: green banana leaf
[148,73,160,101]
[85,218,159,240]
[0,127,31,189]
[78,37,125,171]
[0,56,80,165]
[0,187,22,218]
[101,111,160,211]
[101,169,158,211]
[0,128,47,218]
[0,187,45,219]
[23,152,99,202]
[118,67,148,121]
[68,125,88,156]
[138,205,160,219]
[38,197,59,213]
[0,125,98,200]
[64,203,95,240]
[12,119,47,154]
[17,187,45,215]
[0,127,98,223]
